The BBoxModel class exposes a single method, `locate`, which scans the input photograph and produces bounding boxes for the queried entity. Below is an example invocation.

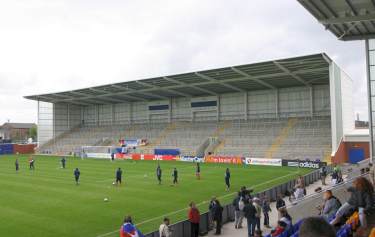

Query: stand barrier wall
[144,168,322,237]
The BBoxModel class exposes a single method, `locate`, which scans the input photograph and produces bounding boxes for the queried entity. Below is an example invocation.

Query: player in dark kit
[29,156,35,170]
[61,157,66,169]
[225,168,231,191]
[74,168,80,185]
[15,159,19,172]
[156,165,162,185]
[172,168,178,185]
[196,163,201,180]
[116,168,122,185]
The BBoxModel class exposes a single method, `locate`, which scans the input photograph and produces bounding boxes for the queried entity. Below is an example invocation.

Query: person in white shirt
[159,217,172,237]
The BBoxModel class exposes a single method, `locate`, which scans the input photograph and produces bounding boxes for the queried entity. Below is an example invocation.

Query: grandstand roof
[24,53,331,106]
[298,0,375,41]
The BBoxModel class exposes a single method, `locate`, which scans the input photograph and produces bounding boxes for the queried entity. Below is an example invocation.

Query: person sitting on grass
[120,216,144,237]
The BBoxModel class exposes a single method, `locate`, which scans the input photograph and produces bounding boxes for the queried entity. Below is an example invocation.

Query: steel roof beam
[273,61,310,87]
[301,0,345,36]
[32,67,328,103]
[163,77,218,96]
[230,67,276,89]
[194,72,245,92]
[320,12,375,25]
[109,85,148,101]
[134,80,191,98]
[319,0,359,35]
[134,81,171,99]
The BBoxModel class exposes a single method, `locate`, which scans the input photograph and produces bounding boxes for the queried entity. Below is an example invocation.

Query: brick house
[0,123,36,141]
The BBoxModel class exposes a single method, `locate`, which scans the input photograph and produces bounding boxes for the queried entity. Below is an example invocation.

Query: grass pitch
[0,155,310,237]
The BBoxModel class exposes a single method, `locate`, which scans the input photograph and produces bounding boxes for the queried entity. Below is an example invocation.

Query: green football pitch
[0,155,311,237]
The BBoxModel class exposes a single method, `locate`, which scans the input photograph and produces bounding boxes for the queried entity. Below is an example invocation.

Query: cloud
[0,0,368,123]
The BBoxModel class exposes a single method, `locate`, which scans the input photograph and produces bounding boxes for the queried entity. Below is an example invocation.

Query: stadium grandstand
[1,1,373,237]
[25,53,353,163]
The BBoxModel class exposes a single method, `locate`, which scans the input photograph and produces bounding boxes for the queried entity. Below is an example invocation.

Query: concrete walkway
[206,175,332,237]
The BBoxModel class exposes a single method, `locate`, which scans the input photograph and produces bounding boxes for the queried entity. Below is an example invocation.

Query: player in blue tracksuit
[116,168,122,185]
[196,163,201,180]
[225,168,231,191]
[172,168,178,185]
[61,157,66,169]
[156,165,162,185]
[74,168,80,185]
[15,159,19,172]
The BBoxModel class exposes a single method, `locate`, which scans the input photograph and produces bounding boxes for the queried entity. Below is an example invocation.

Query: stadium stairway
[323,144,332,164]
[139,122,177,153]
[265,118,298,159]
[211,121,231,155]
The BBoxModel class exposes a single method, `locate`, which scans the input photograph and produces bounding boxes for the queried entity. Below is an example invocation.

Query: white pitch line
[96,171,299,237]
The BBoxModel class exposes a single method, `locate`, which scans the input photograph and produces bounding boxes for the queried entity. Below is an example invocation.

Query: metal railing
[144,169,322,237]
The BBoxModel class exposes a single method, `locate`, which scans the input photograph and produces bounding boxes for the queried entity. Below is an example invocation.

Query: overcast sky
[0,0,368,124]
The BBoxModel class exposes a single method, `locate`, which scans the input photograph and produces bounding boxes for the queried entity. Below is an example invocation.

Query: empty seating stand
[38,116,331,159]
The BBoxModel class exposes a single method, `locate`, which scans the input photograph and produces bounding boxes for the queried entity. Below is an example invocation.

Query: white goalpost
[81,146,116,159]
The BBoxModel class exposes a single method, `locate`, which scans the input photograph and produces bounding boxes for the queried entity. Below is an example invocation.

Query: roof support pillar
[37,100,40,147]
[217,95,220,122]
[275,89,279,118]
[96,105,99,126]
[111,104,115,125]
[366,39,374,163]
[310,86,314,117]
[169,98,172,123]
[244,92,248,121]
[129,103,133,125]
[67,104,70,129]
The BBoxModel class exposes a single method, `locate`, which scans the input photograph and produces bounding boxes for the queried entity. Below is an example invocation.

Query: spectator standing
[232,192,244,229]
[188,202,200,237]
[253,198,262,231]
[262,196,272,228]
[320,165,327,185]
[243,199,257,237]
[159,217,172,237]
[213,199,223,235]
[208,197,216,229]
